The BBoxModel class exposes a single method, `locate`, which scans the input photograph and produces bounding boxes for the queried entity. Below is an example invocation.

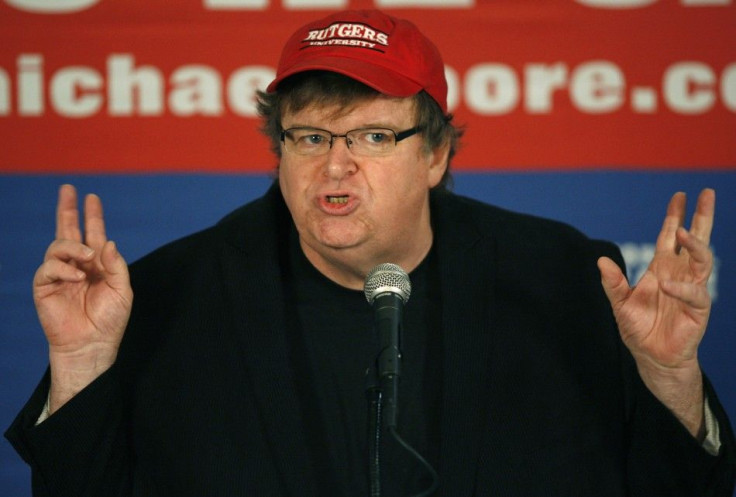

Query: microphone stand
[365,327,439,497]
[365,365,382,497]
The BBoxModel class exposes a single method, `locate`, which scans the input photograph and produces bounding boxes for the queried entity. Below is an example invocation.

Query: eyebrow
[283,123,406,131]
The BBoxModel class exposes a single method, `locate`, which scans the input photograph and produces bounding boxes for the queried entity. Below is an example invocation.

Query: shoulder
[433,189,615,250]
[431,189,623,279]
[128,182,284,286]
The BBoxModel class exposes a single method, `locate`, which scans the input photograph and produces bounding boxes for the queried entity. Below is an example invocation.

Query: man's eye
[290,133,326,147]
[303,134,326,145]
[367,133,387,143]
[359,131,392,144]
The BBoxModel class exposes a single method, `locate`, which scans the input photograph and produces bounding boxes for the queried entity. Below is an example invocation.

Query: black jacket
[7,184,736,496]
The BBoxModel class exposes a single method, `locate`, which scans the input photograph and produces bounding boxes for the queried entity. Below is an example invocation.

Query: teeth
[327,196,348,204]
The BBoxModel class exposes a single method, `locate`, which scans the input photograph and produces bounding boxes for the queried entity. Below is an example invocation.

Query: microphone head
[363,263,412,305]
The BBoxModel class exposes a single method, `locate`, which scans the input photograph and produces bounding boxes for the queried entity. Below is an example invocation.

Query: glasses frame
[279,125,424,157]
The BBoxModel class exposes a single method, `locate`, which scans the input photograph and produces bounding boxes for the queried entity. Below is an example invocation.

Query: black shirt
[283,225,442,496]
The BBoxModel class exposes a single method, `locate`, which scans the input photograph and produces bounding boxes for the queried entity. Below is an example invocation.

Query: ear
[427,140,450,189]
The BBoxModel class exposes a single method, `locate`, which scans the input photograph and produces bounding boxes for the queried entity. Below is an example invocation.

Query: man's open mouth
[326,195,349,204]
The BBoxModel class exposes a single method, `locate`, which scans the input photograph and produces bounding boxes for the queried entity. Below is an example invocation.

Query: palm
[599,189,714,370]
[616,254,710,368]
[35,264,129,352]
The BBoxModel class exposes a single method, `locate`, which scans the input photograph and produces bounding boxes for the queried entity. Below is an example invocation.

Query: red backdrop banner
[1,0,734,172]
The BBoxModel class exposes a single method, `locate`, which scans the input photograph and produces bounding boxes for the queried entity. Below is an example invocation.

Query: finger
[660,280,711,312]
[99,241,133,300]
[100,241,127,279]
[55,184,82,242]
[84,193,107,252]
[598,257,631,309]
[34,259,87,287]
[44,239,96,264]
[676,227,713,282]
[688,188,715,246]
[655,192,687,254]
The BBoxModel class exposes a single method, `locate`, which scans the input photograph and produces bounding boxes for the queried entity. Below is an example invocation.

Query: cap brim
[266,56,424,99]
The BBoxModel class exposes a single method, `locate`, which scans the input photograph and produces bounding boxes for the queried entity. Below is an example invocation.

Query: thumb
[597,256,630,309]
[100,241,132,298]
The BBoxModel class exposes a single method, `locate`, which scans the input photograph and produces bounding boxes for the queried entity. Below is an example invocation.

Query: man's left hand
[597,188,715,439]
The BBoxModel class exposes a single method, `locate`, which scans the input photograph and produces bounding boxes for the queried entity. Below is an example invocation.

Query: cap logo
[302,22,389,50]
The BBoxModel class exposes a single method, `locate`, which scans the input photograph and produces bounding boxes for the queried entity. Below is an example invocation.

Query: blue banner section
[1,172,735,495]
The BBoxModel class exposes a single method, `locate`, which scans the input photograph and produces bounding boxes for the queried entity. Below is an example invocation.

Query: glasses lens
[284,128,331,156]
[347,129,396,156]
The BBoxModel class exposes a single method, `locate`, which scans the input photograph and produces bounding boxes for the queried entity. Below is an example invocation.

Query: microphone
[364,263,411,429]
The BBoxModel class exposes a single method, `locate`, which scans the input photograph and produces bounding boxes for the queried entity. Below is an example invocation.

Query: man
[6,9,736,497]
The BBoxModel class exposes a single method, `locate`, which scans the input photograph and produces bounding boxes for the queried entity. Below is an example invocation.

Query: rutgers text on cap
[266,9,448,114]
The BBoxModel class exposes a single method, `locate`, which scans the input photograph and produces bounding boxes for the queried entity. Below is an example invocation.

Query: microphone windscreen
[363,263,411,305]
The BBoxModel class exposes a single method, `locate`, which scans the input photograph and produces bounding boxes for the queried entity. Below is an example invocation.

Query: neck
[298,232,433,291]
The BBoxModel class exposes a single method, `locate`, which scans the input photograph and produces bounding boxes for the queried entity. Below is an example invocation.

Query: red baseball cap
[266,9,448,113]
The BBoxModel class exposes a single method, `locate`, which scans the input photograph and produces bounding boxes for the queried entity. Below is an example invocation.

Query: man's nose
[324,137,357,180]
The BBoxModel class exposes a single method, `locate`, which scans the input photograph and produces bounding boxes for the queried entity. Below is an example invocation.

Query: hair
[256,71,463,190]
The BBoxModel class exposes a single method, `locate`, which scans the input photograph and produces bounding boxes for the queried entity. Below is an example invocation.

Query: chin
[313,220,367,249]
[315,234,363,251]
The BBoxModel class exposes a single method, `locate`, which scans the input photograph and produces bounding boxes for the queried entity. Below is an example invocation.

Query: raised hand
[597,189,715,438]
[33,185,133,414]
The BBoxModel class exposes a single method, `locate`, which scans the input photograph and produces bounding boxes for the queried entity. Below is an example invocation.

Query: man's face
[278,95,448,288]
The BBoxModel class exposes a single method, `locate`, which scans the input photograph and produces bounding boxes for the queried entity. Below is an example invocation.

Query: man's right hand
[34,185,133,415]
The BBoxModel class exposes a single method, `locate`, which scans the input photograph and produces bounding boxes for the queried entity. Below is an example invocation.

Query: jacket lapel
[218,185,319,496]
[432,192,498,495]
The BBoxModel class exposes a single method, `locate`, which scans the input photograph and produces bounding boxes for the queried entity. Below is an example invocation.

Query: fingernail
[83,247,95,257]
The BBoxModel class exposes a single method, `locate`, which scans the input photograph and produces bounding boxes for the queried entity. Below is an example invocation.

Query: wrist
[48,344,117,414]
[637,359,705,438]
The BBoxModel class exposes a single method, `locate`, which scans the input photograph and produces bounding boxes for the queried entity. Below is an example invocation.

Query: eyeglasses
[280,125,424,157]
